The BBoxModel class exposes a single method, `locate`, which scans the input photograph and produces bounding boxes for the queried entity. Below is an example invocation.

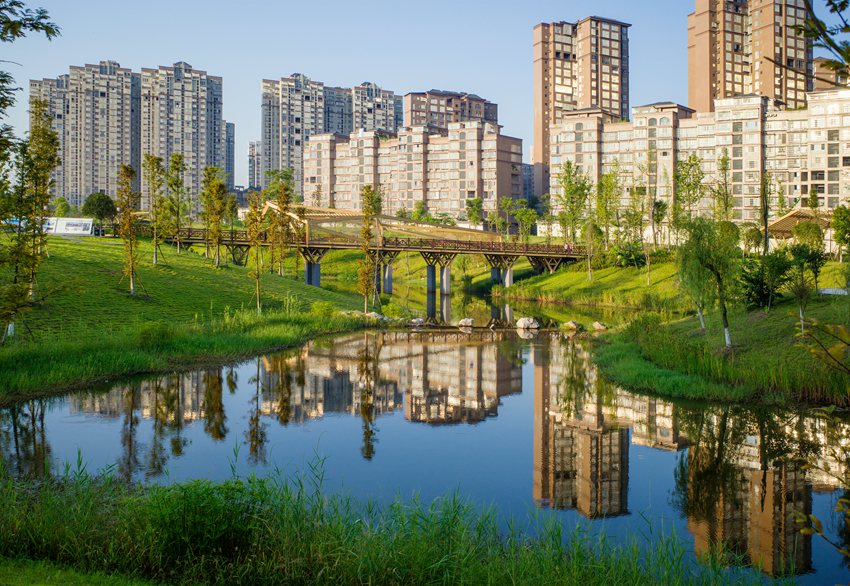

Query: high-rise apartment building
[403,90,498,131]
[814,56,848,89]
[261,74,403,194]
[303,121,522,217]
[688,0,813,113]
[533,17,631,196]
[30,61,141,208]
[225,121,235,191]
[548,89,850,231]
[140,62,224,213]
[248,140,262,189]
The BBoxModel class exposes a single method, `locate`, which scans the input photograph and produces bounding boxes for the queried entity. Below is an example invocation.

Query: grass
[0,558,152,585]
[0,463,762,586]
[0,237,367,401]
[597,294,850,405]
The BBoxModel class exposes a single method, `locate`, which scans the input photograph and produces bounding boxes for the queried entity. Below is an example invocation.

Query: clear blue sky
[3,0,833,186]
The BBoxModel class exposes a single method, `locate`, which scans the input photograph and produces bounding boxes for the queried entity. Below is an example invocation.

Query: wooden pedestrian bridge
[149,204,585,292]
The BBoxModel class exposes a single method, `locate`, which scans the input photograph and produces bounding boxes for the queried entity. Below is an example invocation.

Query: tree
[486,210,499,233]
[555,161,592,244]
[792,220,824,250]
[358,185,382,312]
[411,201,427,222]
[832,205,850,261]
[265,168,295,276]
[142,154,165,265]
[244,191,265,315]
[164,153,187,253]
[116,164,140,295]
[51,196,69,217]
[82,192,116,232]
[311,183,322,207]
[713,148,733,222]
[514,203,538,244]
[538,193,554,245]
[798,1,850,85]
[673,154,705,226]
[762,250,793,311]
[395,207,409,220]
[596,166,620,249]
[759,171,772,255]
[498,197,514,239]
[776,181,790,216]
[677,231,715,330]
[200,166,227,268]
[650,200,667,248]
[742,224,763,256]
[791,243,827,294]
[465,197,483,228]
[679,219,740,348]
[787,252,814,336]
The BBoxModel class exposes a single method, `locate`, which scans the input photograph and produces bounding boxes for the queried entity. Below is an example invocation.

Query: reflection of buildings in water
[260,332,523,426]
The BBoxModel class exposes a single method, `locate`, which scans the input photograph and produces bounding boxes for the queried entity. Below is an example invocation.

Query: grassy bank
[0,468,757,586]
[0,237,366,401]
[595,294,850,405]
[0,558,151,586]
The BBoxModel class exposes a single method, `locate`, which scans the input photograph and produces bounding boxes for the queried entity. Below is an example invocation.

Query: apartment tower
[688,0,813,113]
[533,17,631,196]
[225,121,235,191]
[403,90,498,131]
[248,141,262,189]
[30,61,141,208]
[140,62,224,212]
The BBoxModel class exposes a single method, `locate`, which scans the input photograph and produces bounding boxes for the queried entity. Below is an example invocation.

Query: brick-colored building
[403,90,498,131]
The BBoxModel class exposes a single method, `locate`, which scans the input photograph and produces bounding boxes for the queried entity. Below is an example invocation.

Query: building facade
[533,17,631,197]
[403,90,498,131]
[248,140,262,189]
[548,89,850,228]
[30,61,141,208]
[303,121,523,218]
[140,62,224,213]
[225,121,235,191]
[261,74,402,193]
[688,0,813,113]
[814,56,848,90]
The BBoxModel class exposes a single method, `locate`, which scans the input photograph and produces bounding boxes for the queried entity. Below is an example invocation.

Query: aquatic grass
[0,463,764,586]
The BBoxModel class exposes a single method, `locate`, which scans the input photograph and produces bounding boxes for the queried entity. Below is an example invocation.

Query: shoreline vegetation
[0,464,763,586]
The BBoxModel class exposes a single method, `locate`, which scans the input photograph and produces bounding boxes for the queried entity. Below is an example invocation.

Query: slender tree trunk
[696,304,706,330]
[799,306,805,336]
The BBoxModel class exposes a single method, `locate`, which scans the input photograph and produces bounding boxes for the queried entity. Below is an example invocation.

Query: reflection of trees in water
[0,400,52,478]
[119,385,140,483]
[202,371,227,441]
[554,336,616,421]
[357,333,381,461]
[245,358,268,465]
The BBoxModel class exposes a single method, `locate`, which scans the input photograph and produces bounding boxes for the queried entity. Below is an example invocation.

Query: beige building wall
[30,61,140,208]
[304,121,522,218]
[550,89,850,231]
[140,62,224,213]
[688,0,813,113]
[814,56,848,90]
[403,90,497,130]
[533,17,630,197]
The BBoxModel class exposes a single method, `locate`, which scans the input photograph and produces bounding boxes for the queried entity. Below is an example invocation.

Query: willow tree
[674,154,705,228]
[142,154,165,265]
[116,164,140,295]
[165,153,187,253]
[265,168,295,276]
[245,191,265,315]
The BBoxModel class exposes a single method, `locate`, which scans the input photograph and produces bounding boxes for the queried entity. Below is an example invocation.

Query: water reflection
[2,331,849,581]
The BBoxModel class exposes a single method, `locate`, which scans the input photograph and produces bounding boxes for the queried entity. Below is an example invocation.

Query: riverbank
[0,468,759,586]
[0,237,368,402]
[0,558,151,586]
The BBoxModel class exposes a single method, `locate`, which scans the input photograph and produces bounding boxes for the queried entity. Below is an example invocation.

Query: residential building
[225,121,235,191]
[533,17,631,196]
[522,163,535,199]
[261,74,402,194]
[814,56,848,90]
[403,90,498,131]
[548,89,850,232]
[140,62,224,213]
[248,140,262,189]
[30,60,141,208]
[303,121,522,218]
[688,0,813,113]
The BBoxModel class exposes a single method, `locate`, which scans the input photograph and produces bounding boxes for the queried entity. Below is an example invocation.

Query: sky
[2,0,832,186]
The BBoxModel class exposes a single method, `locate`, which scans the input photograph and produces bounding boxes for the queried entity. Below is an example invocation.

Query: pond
[2,330,848,584]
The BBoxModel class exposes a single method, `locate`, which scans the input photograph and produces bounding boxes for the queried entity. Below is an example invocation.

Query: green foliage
[513,200,538,243]
[51,196,69,217]
[615,240,646,268]
[82,192,116,228]
[142,154,165,265]
[200,166,227,268]
[411,200,426,222]
[741,224,762,256]
[792,220,824,250]
[309,300,335,319]
[116,165,139,295]
[673,154,704,224]
[164,153,187,251]
[358,185,381,312]
[596,165,620,247]
[712,148,733,221]
[832,205,850,254]
[244,191,266,315]
[464,197,483,226]
[265,167,295,276]
[555,160,592,244]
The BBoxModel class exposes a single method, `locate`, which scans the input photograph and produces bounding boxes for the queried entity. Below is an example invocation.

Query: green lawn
[0,558,152,586]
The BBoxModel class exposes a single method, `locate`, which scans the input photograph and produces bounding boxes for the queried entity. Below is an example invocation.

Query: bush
[310,301,336,319]
[615,241,647,268]
[382,302,413,319]
[136,322,176,350]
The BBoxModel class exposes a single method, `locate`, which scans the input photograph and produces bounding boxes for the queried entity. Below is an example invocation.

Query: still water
[2,331,848,584]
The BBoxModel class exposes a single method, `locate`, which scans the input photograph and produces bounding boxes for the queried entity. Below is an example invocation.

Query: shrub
[310,301,336,319]
[615,241,647,268]
[136,322,176,350]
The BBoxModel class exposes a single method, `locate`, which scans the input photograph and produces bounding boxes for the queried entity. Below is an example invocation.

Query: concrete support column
[311,263,321,288]
[491,267,501,284]
[426,291,436,321]
[440,294,451,324]
[504,304,514,323]
[426,265,437,295]
[503,267,514,288]
[383,264,393,295]
[440,265,451,295]
[305,262,314,286]
[375,268,382,294]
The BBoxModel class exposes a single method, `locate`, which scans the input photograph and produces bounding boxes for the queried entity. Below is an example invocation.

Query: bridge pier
[426,291,437,322]
[426,265,437,295]
[490,267,501,284]
[298,247,328,288]
[484,254,518,289]
[383,265,393,295]
[440,294,451,324]
[440,265,451,295]
[421,251,456,298]
[503,267,514,288]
